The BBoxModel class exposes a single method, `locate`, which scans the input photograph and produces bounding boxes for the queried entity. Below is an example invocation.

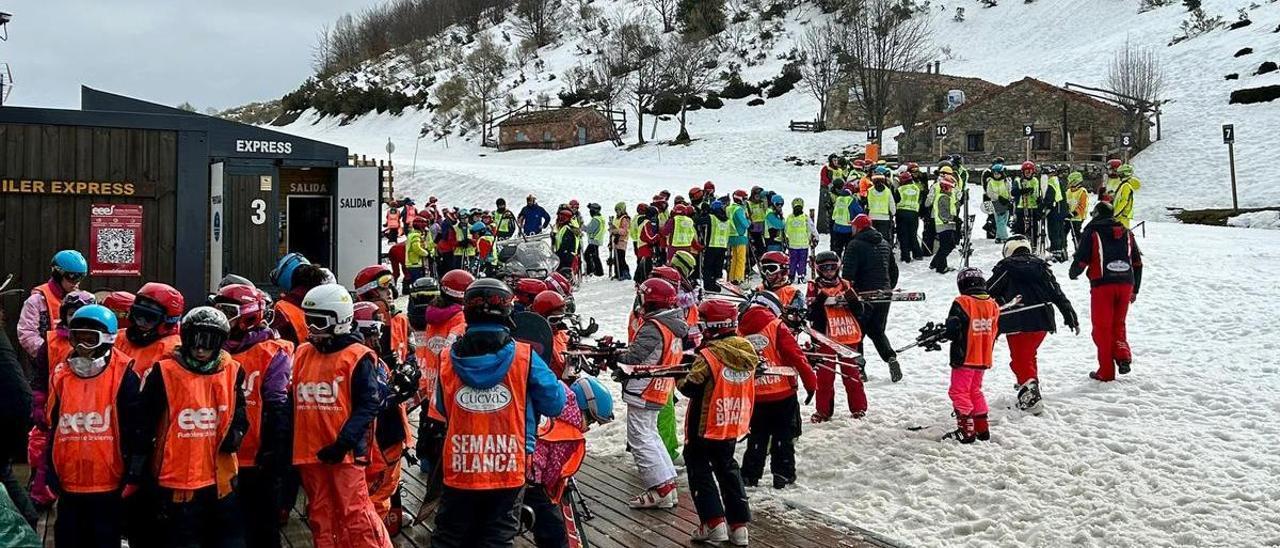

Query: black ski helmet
[814,250,840,265]
[463,278,515,327]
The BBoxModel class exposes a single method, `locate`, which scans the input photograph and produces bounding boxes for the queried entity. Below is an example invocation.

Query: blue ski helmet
[710,200,725,213]
[991,163,1005,173]
[571,376,615,425]
[70,304,119,335]
[470,221,489,235]
[51,250,88,277]
[770,194,784,206]
[269,253,310,292]
[875,166,890,176]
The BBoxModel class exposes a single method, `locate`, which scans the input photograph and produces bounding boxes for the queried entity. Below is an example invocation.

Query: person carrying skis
[123,307,250,546]
[645,268,691,462]
[45,304,132,547]
[940,268,1000,443]
[518,194,551,236]
[430,279,566,548]
[28,290,95,509]
[985,163,1013,243]
[841,214,903,382]
[494,198,518,240]
[806,251,868,420]
[18,250,88,359]
[1042,165,1071,262]
[532,290,572,379]
[866,173,897,249]
[679,299,757,546]
[213,284,294,548]
[1066,171,1090,249]
[1112,164,1142,229]
[727,191,752,285]
[828,181,863,256]
[1069,202,1142,382]
[895,171,924,263]
[618,279,686,509]
[414,270,472,490]
[929,177,959,274]
[1012,161,1041,249]
[783,198,818,283]
[638,205,665,281]
[987,236,1079,414]
[737,293,815,491]
[289,284,393,548]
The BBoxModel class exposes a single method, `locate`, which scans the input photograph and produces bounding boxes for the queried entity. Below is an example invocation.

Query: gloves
[842,288,861,304]
[316,442,351,465]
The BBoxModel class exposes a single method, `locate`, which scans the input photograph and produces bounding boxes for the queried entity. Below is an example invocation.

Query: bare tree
[312,24,334,75]
[797,22,841,126]
[590,58,627,110]
[515,0,561,48]
[841,0,933,147]
[598,17,665,144]
[661,36,719,142]
[892,76,927,154]
[461,34,510,128]
[648,0,679,32]
[1106,38,1165,137]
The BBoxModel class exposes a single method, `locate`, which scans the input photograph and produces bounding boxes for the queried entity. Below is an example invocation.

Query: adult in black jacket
[988,236,1079,413]
[840,215,902,382]
[0,322,37,529]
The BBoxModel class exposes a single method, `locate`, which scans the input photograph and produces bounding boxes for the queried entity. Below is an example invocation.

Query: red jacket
[388,242,406,279]
[738,307,816,402]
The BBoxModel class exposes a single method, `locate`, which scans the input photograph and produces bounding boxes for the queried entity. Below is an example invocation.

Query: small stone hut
[497,107,615,151]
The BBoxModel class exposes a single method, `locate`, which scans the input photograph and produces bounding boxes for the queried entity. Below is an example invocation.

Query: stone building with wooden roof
[495,107,617,151]
[896,77,1147,163]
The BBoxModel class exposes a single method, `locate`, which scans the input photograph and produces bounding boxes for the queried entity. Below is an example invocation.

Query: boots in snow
[729,524,750,546]
[1016,379,1044,415]
[941,414,976,444]
[974,414,990,441]
[1117,358,1131,375]
[888,359,903,383]
[692,520,729,543]
[810,412,832,423]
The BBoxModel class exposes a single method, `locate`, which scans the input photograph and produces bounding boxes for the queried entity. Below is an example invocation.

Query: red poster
[89,203,144,276]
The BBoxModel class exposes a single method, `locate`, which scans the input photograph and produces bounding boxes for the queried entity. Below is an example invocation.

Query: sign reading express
[0,178,153,197]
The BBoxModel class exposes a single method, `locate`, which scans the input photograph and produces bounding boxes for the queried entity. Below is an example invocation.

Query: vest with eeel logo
[439,342,532,490]
[48,350,132,493]
[955,295,1000,368]
[292,342,372,465]
[154,353,242,490]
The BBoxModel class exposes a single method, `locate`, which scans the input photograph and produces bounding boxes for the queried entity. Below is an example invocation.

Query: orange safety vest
[640,321,683,406]
[32,285,63,332]
[116,334,181,381]
[536,415,586,502]
[685,305,699,328]
[153,355,242,490]
[385,209,401,231]
[626,310,643,343]
[414,311,467,409]
[274,300,310,345]
[956,295,1000,368]
[231,339,291,468]
[389,313,410,364]
[48,350,131,493]
[551,329,570,379]
[292,342,373,465]
[45,331,74,378]
[811,282,863,345]
[756,284,799,311]
[695,349,754,441]
[403,206,417,229]
[741,319,793,400]
[439,342,532,490]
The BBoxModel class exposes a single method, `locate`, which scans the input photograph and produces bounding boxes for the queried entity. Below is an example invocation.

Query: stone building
[896,77,1146,163]
[496,107,617,151]
[827,67,1002,131]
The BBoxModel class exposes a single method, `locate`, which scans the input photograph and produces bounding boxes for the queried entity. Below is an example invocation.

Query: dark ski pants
[415,417,446,503]
[524,485,568,548]
[238,466,283,548]
[872,219,895,250]
[930,230,956,273]
[741,397,801,484]
[703,246,727,291]
[430,486,523,548]
[56,491,123,548]
[921,215,936,255]
[858,301,898,366]
[1070,220,1084,250]
[584,244,604,276]
[633,255,653,284]
[160,487,246,548]
[1047,214,1068,256]
[896,211,922,261]
[684,438,750,526]
[612,247,631,280]
[125,480,164,548]
[829,231,852,256]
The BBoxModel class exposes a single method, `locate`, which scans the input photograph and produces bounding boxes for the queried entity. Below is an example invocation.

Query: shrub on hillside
[765,64,802,98]
[747,97,765,106]
[703,91,724,109]
[720,73,761,99]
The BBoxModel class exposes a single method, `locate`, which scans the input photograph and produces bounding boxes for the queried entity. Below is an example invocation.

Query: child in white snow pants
[627,404,677,492]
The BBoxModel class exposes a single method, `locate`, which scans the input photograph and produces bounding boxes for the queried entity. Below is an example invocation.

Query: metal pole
[1228,141,1239,210]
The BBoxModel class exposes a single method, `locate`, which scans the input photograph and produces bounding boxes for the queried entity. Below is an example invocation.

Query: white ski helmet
[1002,235,1032,258]
[302,283,355,338]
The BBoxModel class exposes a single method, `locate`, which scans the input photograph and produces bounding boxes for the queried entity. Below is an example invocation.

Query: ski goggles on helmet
[70,328,116,350]
[214,301,261,324]
[816,262,840,273]
[760,263,787,275]
[356,274,395,296]
[304,311,341,333]
[59,271,85,282]
[127,301,168,329]
[355,318,385,339]
[184,329,226,352]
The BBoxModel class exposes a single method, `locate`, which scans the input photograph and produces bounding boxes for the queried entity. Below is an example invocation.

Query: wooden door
[223,171,277,284]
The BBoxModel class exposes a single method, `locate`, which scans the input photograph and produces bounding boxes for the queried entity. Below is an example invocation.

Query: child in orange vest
[289,284,393,548]
[806,251,868,420]
[123,307,249,547]
[678,299,758,545]
[28,290,95,509]
[941,268,1001,443]
[214,283,295,547]
[46,305,131,547]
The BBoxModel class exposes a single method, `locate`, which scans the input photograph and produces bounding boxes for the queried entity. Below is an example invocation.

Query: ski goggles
[816,262,840,273]
[214,301,261,324]
[356,274,395,296]
[760,263,787,275]
[304,311,341,333]
[127,302,169,329]
[69,328,115,350]
[185,329,225,352]
[60,271,85,282]
[355,318,385,338]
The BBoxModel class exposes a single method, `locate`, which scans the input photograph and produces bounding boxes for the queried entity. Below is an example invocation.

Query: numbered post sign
[89,203,144,276]
[935,124,948,139]
[1121,133,1133,148]
[1023,124,1034,138]
[1222,124,1234,144]
[866,128,880,141]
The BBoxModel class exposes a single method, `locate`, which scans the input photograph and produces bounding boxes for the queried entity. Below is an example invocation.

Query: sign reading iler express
[1,178,153,197]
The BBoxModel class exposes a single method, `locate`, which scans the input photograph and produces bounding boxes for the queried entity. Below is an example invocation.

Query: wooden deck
[29,448,903,548]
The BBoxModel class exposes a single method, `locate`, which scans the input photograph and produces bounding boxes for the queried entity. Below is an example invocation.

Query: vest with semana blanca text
[956,295,1000,368]
[390,313,410,363]
[696,348,754,441]
[439,342,531,490]
[232,339,290,467]
[49,350,131,493]
[812,281,863,345]
[292,342,373,465]
[154,355,241,490]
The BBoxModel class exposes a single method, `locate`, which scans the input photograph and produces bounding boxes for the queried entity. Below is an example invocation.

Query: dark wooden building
[1,87,380,332]
[897,77,1146,164]
[496,107,616,151]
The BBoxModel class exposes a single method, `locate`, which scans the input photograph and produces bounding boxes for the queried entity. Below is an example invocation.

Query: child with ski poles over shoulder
[805,251,869,421]
[940,267,1001,443]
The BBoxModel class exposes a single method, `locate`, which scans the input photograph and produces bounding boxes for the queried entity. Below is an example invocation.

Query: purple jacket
[17,280,63,357]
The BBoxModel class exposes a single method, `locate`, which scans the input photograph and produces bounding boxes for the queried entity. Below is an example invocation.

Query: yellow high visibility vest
[671,216,696,247]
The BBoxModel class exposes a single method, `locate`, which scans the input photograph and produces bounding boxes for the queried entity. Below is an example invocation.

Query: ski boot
[691,520,729,543]
[888,359,903,383]
[810,412,832,423]
[858,363,869,382]
[941,414,976,444]
[850,410,866,419]
[1015,379,1044,415]
[729,524,750,546]
[628,482,678,509]
[973,414,991,442]
[1116,359,1132,375]
[772,474,794,489]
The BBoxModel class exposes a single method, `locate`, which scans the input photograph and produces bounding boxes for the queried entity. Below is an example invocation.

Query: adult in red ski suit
[1068,202,1142,382]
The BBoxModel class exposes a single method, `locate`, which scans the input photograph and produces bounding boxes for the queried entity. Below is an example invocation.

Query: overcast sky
[2,0,370,111]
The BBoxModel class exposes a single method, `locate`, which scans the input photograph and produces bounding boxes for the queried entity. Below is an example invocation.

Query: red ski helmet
[531,290,567,317]
[513,278,549,306]
[213,283,265,332]
[638,278,677,310]
[440,270,475,300]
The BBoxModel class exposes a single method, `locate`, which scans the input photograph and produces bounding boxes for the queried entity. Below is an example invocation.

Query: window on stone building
[543,130,554,142]
[965,131,985,152]
[1032,130,1051,151]
[515,130,529,142]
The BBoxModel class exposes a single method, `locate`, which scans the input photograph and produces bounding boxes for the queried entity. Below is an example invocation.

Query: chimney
[934,61,941,75]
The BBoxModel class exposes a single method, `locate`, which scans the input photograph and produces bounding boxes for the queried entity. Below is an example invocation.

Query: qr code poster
[89,203,144,276]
